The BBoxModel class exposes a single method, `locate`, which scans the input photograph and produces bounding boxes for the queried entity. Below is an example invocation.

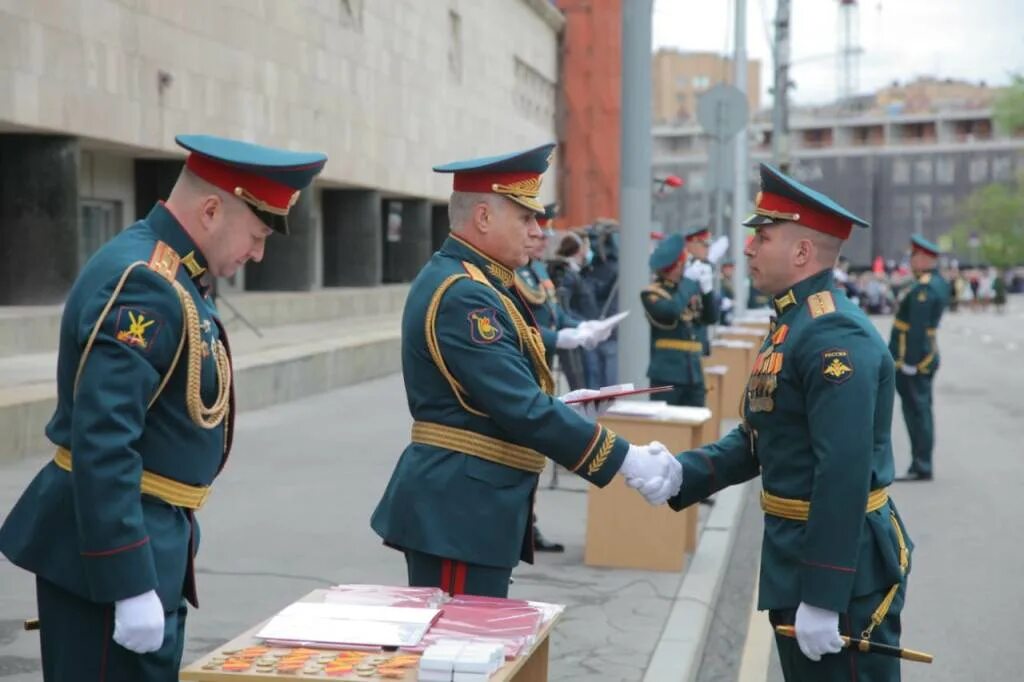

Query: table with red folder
[179,585,563,681]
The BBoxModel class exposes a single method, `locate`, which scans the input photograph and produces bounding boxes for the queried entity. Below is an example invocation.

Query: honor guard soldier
[666,164,913,681]
[0,135,326,681]
[891,235,948,482]
[642,234,717,407]
[681,226,718,354]
[514,202,605,364]
[371,144,681,597]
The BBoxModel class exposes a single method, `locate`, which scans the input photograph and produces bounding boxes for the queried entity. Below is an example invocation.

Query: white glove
[558,389,612,420]
[113,589,165,654]
[556,327,584,349]
[899,364,918,376]
[576,320,612,347]
[619,442,683,505]
[721,297,734,312]
[794,602,844,662]
[685,261,714,294]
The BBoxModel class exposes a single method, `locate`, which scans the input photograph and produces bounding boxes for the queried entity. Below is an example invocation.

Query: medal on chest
[744,324,788,413]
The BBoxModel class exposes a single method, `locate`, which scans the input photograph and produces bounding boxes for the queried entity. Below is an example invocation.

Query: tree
[993,75,1024,136]
[950,175,1024,267]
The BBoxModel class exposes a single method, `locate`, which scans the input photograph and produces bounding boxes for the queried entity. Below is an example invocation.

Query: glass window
[935,157,955,185]
[79,199,122,267]
[992,156,1014,181]
[968,157,989,184]
[892,159,910,185]
[913,159,932,184]
[938,195,956,217]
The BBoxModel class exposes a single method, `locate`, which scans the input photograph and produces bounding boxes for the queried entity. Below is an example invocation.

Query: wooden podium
[702,364,727,442]
[584,406,711,570]
[707,339,756,419]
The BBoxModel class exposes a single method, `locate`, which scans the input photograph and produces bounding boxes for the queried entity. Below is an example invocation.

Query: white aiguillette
[256,602,441,648]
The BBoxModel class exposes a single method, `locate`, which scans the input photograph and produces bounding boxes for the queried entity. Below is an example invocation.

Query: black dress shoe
[533,526,565,553]
[895,470,933,482]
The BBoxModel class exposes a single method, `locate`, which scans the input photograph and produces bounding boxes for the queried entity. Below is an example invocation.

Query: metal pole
[617,0,654,386]
[731,0,750,313]
[713,139,726,239]
[771,0,791,171]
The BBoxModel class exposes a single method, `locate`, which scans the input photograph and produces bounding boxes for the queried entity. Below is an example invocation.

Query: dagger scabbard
[773,625,933,664]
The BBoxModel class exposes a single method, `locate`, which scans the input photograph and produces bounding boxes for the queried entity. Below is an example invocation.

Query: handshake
[619,441,683,505]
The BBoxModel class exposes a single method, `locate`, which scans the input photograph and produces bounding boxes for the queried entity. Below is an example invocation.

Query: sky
[652,0,1024,105]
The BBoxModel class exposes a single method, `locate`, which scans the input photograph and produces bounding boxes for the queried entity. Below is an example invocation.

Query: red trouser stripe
[440,559,452,595]
[453,562,467,595]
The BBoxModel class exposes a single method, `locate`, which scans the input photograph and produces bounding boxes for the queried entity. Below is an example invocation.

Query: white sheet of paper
[256,603,441,647]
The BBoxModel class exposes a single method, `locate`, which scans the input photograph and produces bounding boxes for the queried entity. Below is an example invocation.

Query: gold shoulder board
[806,291,836,318]
[147,241,180,282]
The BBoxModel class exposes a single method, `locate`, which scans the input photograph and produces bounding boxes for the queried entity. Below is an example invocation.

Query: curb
[643,480,751,682]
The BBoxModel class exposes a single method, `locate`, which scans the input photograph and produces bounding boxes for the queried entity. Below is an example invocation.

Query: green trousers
[769,583,906,681]
[405,549,513,598]
[36,577,187,682]
[651,379,706,407]
[895,372,935,475]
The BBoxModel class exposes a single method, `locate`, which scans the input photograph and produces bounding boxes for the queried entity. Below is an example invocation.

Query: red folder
[563,385,673,404]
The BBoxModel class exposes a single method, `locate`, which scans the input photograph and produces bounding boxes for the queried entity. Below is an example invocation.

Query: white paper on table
[256,603,440,648]
[605,400,668,417]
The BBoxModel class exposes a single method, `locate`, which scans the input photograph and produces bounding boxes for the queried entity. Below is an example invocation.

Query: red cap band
[186,154,298,214]
[452,171,539,194]
[757,191,853,240]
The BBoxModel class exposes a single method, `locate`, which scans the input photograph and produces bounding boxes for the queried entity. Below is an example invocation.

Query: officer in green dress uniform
[682,226,718,355]
[642,234,717,407]
[891,235,948,482]
[0,135,326,681]
[371,144,682,597]
[661,164,913,681]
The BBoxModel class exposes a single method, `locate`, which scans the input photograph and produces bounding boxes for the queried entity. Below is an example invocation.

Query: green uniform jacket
[0,203,232,612]
[642,276,715,385]
[669,269,912,613]
[888,269,947,373]
[515,259,579,361]
[371,236,627,569]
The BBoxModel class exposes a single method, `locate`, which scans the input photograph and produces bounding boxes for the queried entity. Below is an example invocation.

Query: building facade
[0,0,562,303]
[652,49,761,125]
[653,106,1024,266]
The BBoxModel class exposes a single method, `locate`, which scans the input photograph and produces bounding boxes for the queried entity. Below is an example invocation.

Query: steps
[0,287,409,463]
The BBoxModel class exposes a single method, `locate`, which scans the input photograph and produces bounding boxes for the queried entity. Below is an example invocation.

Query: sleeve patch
[114,306,163,353]
[821,348,854,384]
[467,307,504,344]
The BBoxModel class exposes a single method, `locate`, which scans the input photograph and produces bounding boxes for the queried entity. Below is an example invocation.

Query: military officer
[662,164,913,681]
[371,144,682,597]
[642,234,717,407]
[0,135,326,681]
[891,235,948,482]
[514,203,600,366]
[681,226,718,354]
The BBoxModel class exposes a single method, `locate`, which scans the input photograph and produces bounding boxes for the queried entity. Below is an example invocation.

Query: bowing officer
[0,135,326,681]
[371,144,681,597]
[666,164,913,681]
[642,234,716,407]
[890,235,948,482]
